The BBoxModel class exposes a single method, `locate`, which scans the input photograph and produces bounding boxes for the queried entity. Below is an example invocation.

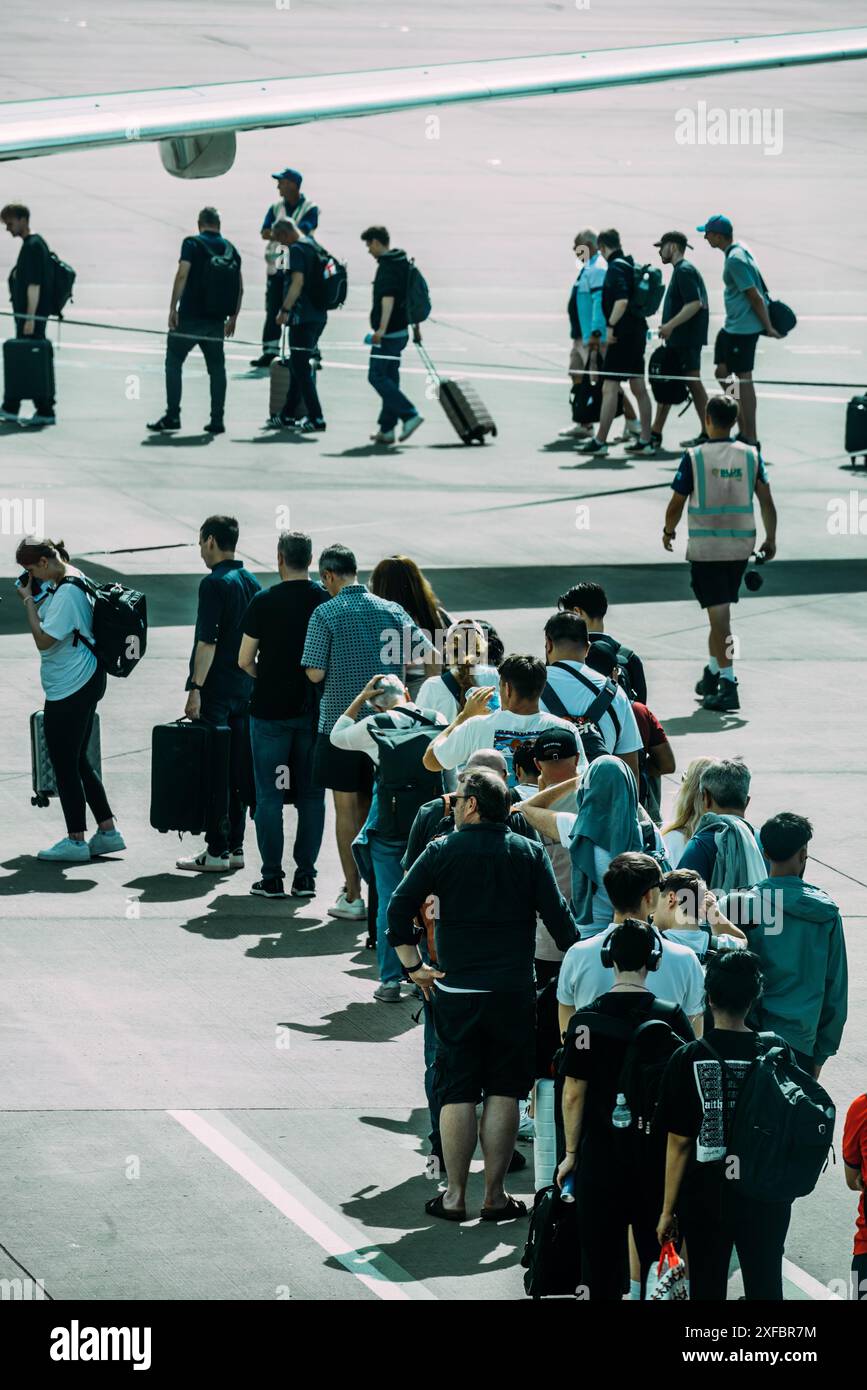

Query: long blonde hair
[663,756,716,839]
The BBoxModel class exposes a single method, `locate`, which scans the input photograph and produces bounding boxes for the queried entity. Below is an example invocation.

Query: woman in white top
[662,756,716,867]
[415,617,501,722]
[16,536,124,864]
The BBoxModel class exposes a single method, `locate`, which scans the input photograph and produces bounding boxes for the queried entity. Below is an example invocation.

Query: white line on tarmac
[168,1108,437,1303]
[781,1256,841,1301]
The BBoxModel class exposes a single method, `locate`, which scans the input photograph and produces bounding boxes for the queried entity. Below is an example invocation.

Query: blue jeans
[422,995,442,1156]
[367,332,416,432]
[250,714,325,880]
[368,835,407,985]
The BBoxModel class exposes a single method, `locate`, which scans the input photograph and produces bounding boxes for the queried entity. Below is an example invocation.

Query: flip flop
[425,1192,469,1224]
[479,1195,528,1223]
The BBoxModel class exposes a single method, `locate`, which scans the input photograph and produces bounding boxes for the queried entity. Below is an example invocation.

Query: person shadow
[139,433,215,448]
[124,872,219,905]
[662,709,748,736]
[323,444,405,459]
[0,854,97,895]
[281,994,421,1045]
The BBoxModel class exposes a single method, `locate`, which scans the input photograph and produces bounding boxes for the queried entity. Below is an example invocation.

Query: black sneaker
[250,354,276,368]
[147,414,180,433]
[625,437,658,456]
[250,877,288,899]
[703,680,740,712]
[680,431,709,448]
[291,872,316,898]
[695,664,720,696]
[311,419,327,432]
[650,431,663,449]
[204,420,225,435]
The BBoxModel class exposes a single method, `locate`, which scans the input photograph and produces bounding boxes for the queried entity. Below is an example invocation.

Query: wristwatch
[663,529,676,539]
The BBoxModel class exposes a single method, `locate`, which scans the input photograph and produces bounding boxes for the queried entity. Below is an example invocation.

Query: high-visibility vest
[264,195,315,273]
[686,439,759,561]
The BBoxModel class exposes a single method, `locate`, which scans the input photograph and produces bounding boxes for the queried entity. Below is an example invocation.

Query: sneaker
[264,414,287,430]
[176,850,231,873]
[370,430,396,446]
[147,414,180,433]
[250,354,276,368]
[517,1104,535,1142]
[373,982,402,1003]
[204,420,225,435]
[615,420,641,442]
[625,437,658,455]
[310,419,327,433]
[577,437,608,456]
[294,417,317,434]
[290,871,316,898]
[27,413,56,427]
[250,877,287,899]
[88,827,126,857]
[703,679,740,712]
[327,891,367,921]
[37,836,91,863]
[558,422,592,438]
[695,664,720,697]
[680,431,709,448]
[400,414,425,442]
[0,407,20,423]
[228,848,245,870]
[650,431,663,449]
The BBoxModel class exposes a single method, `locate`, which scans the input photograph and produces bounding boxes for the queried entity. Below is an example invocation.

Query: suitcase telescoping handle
[414,339,440,386]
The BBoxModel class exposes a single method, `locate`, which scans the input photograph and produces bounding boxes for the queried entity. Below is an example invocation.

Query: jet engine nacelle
[159,131,237,178]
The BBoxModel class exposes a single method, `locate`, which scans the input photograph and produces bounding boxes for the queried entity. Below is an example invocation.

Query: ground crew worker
[662,393,777,712]
[251,168,319,368]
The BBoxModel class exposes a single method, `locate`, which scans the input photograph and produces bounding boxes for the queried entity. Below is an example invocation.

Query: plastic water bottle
[364,332,374,345]
[560,1171,576,1204]
[612,1092,632,1129]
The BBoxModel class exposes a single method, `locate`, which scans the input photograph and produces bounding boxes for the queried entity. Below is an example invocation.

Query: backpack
[520,1185,580,1299]
[587,634,638,702]
[368,709,443,840]
[700,1034,835,1204]
[305,238,348,312]
[406,259,432,325]
[197,236,241,319]
[648,344,689,405]
[61,576,147,678]
[571,347,624,425]
[541,662,620,763]
[640,814,671,871]
[620,260,665,318]
[47,250,76,317]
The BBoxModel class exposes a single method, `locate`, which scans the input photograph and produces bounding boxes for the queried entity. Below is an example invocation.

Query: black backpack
[700,1034,835,1204]
[405,258,432,325]
[61,576,147,678]
[368,709,443,840]
[520,1185,580,1299]
[586,634,638,703]
[197,236,241,319]
[47,250,76,317]
[305,239,348,312]
[649,344,689,405]
[616,258,665,318]
[570,347,624,425]
[541,662,619,763]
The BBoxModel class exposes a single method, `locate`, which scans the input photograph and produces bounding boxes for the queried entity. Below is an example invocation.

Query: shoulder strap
[441,670,461,701]
[372,707,439,731]
[550,663,619,731]
[541,681,570,720]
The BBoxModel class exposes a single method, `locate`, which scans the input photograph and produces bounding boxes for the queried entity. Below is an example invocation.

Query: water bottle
[612,1092,632,1129]
[560,1171,576,1204]
[364,332,374,345]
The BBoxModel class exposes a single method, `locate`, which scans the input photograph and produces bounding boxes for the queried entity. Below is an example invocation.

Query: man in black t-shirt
[360,225,424,446]
[1,202,56,423]
[650,231,710,450]
[270,219,328,432]
[148,207,243,436]
[238,531,329,899]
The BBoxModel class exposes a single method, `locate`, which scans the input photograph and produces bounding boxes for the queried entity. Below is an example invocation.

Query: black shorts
[604,325,646,381]
[666,342,704,374]
[714,328,760,374]
[690,559,749,609]
[312,733,374,794]
[431,987,535,1106]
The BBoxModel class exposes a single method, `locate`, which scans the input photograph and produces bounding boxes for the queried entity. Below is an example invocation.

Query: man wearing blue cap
[698,215,780,447]
[251,169,320,368]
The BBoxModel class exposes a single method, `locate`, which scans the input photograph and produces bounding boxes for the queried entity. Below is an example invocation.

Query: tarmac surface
[0,0,865,1302]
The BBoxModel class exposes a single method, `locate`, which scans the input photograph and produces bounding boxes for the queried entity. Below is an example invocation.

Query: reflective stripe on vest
[264,195,313,271]
[686,440,757,561]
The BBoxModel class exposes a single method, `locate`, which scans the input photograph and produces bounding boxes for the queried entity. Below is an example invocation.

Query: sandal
[425,1192,468,1223]
[479,1195,527,1223]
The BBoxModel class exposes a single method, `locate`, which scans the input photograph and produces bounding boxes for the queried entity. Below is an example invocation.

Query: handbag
[649,1241,689,1300]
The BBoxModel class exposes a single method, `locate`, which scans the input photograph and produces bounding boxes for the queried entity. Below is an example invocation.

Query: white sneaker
[517,1102,536,1142]
[176,850,231,873]
[37,837,91,863]
[327,891,367,921]
[88,827,126,856]
[0,408,21,423]
[558,422,591,438]
[400,413,424,442]
[370,429,396,445]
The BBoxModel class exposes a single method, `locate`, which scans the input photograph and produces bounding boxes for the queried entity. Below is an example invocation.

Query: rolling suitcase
[3,337,55,405]
[415,341,497,445]
[30,709,101,808]
[845,393,867,466]
[150,719,231,836]
[269,325,292,419]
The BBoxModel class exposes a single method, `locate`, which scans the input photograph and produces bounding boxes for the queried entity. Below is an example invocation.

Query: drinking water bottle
[612,1092,632,1129]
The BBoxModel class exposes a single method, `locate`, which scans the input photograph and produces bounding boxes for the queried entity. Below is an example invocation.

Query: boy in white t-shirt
[652,866,747,957]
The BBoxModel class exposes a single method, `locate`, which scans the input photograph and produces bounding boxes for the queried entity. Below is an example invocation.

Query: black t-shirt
[560,991,694,1136]
[9,233,51,316]
[243,579,328,719]
[287,240,327,326]
[178,231,240,320]
[602,254,647,334]
[656,1028,760,1191]
[371,250,410,332]
[662,259,709,350]
[188,559,262,696]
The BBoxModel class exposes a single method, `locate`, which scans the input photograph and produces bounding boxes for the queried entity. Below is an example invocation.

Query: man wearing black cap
[651,231,709,449]
[251,169,320,368]
[698,214,780,447]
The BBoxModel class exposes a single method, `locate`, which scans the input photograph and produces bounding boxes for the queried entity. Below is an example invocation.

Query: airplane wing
[1,27,865,178]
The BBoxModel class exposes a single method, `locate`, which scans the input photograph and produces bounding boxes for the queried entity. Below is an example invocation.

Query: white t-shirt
[329,704,446,763]
[433,707,574,785]
[663,828,688,868]
[557,927,706,1017]
[414,666,501,725]
[38,569,98,700]
[540,661,642,756]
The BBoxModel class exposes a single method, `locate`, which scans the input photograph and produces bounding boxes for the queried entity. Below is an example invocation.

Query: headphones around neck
[600,919,663,972]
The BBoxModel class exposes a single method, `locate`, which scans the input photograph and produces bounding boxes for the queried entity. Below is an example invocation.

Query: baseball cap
[272,167,303,185]
[653,230,693,250]
[696,214,733,237]
[534,728,579,762]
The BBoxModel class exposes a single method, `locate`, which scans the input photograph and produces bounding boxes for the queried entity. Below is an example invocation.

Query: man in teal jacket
[721,812,847,1078]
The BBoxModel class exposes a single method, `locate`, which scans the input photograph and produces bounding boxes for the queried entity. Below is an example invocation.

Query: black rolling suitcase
[845,393,867,466]
[150,719,231,836]
[3,337,54,405]
[30,709,101,808]
[415,341,496,445]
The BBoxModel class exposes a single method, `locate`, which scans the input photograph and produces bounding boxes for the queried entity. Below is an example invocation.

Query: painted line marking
[167,1108,437,1302]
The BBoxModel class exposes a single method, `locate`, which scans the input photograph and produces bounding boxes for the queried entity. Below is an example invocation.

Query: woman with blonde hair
[662,755,716,868]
